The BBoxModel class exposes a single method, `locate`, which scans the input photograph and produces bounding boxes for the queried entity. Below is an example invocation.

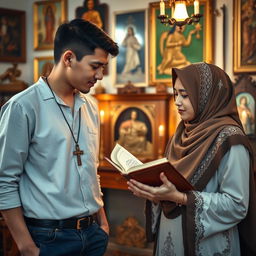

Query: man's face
[66,48,109,94]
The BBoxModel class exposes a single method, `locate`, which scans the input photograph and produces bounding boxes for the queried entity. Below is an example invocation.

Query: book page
[111,144,142,172]
[128,157,168,172]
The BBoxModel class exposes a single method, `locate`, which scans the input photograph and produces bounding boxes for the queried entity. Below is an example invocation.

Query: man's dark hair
[54,19,119,63]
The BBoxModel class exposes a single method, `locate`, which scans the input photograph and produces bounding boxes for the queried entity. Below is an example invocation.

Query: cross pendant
[73,144,84,166]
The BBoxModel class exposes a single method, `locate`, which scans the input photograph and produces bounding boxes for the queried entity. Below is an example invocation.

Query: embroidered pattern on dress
[213,230,231,256]
[195,63,213,114]
[161,231,176,256]
[191,126,244,185]
[193,191,205,256]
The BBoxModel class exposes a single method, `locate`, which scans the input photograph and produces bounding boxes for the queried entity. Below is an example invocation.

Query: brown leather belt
[24,215,96,230]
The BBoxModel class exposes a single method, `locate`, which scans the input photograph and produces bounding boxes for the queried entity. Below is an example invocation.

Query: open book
[105,144,194,191]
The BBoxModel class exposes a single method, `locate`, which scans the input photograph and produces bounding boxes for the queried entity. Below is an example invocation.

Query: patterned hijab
[161,62,256,255]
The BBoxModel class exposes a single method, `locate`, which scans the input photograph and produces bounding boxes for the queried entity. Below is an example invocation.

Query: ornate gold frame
[33,0,67,51]
[233,0,256,73]
[149,0,213,86]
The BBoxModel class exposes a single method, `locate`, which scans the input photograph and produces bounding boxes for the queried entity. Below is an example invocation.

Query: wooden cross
[73,144,84,166]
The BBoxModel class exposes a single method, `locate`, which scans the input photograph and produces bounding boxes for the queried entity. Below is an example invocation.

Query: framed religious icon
[233,0,256,73]
[34,56,54,82]
[236,92,255,135]
[234,74,256,138]
[0,8,26,62]
[33,0,67,51]
[149,1,213,86]
[75,0,108,32]
[113,9,148,87]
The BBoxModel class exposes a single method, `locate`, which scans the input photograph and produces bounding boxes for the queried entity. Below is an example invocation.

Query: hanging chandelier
[158,0,203,28]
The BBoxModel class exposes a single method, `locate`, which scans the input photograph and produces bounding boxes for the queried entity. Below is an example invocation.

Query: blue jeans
[27,222,109,256]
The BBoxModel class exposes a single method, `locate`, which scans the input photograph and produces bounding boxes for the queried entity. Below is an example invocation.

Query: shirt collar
[37,77,86,109]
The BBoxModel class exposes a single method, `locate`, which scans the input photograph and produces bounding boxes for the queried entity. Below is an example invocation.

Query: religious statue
[115,216,146,248]
[117,110,152,155]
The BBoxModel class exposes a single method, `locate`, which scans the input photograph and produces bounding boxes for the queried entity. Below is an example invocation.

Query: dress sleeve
[0,101,30,210]
[187,145,250,239]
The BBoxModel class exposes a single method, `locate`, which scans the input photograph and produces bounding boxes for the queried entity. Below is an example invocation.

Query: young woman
[128,62,256,255]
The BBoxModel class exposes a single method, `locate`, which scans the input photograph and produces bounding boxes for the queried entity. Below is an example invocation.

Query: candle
[100,110,104,124]
[194,0,199,15]
[160,0,165,15]
[159,125,164,137]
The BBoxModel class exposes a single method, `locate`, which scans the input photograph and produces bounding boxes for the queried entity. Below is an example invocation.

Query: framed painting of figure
[114,107,153,158]
[0,8,26,62]
[33,0,67,51]
[234,74,256,138]
[75,0,108,32]
[113,9,148,87]
[236,92,255,135]
[34,56,54,82]
[149,1,213,86]
[233,0,256,73]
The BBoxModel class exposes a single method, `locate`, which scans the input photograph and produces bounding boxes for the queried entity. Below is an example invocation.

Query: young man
[0,19,118,256]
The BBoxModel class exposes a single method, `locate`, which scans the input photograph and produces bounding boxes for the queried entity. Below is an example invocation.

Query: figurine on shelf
[0,63,26,87]
[117,80,145,94]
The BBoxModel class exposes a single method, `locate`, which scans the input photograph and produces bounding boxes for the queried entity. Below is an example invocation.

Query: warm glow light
[158,0,202,29]
[194,0,199,15]
[158,125,164,137]
[173,1,189,21]
[100,110,104,124]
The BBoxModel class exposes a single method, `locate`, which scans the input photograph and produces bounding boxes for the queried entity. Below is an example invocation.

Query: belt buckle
[76,217,87,230]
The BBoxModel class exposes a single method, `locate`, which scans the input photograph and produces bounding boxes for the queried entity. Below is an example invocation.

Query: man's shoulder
[81,94,98,108]
[8,82,40,104]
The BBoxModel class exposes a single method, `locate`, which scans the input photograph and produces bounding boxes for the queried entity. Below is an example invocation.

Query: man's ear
[63,50,74,67]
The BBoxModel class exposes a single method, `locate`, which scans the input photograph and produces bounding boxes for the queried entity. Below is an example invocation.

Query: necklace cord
[45,77,81,145]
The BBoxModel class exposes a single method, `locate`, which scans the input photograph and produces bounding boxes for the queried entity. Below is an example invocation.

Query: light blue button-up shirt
[0,77,103,219]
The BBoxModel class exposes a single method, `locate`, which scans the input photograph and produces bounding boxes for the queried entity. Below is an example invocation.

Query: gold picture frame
[33,0,67,51]
[149,1,213,86]
[233,0,256,73]
[34,56,54,82]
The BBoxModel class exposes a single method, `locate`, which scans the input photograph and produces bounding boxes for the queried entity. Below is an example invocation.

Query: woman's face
[174,78,195,122]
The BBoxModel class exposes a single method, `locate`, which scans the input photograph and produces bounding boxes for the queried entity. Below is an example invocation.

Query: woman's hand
[127,172,187,205]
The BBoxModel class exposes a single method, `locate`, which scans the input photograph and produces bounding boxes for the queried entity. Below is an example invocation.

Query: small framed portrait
[33,0,67,51]
[236,93,255,135]
[233,0,256,73]
[149,0,213,86]
[0,8,26,62]
[75,0,109,32]
[113,9,148,87]
[34,56,54,82]
[234,75,256,138]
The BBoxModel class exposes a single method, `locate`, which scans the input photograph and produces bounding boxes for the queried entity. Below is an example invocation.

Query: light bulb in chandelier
[158,0,203,29]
